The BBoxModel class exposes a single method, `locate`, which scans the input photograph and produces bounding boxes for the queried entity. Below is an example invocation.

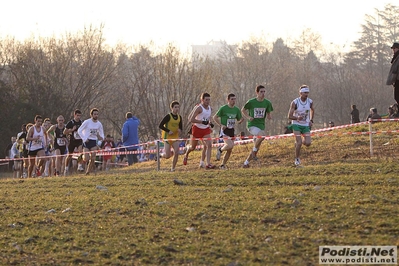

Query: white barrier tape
[369,118,399,122]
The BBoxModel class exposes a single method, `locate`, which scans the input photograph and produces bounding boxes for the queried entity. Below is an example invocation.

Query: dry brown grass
[0,122,398,265]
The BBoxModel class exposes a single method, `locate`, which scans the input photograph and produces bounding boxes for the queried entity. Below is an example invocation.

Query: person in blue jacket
[122,112,140,166]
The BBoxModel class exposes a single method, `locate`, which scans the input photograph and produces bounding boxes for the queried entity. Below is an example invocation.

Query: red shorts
[192,125,212,139]
[103,155,112,161]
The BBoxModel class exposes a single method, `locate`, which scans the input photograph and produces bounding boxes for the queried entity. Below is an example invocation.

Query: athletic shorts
[55,145,67,155]
[289,124,311,134]
[103,155,112,161]
[192,125,212,139]
[83,139,98,150]
[165,139,180,146]
[28,148,44,157]
[247,126,265,137]
[221,128,235,138]
[68,140,83,153]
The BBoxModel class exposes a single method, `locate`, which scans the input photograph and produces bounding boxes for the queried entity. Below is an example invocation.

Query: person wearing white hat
[287,85,314,167]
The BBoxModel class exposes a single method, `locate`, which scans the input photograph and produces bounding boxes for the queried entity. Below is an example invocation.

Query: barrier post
[369,119,373,156]
[156,140,160,171]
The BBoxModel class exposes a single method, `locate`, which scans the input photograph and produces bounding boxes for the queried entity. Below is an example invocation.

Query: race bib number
[73,131,81,139]
[89,129,98,138]
[254,108,266,118]
[57,138,66,146]
[35,138,42,145]
[227,119,235,129]
[297,111,308,123]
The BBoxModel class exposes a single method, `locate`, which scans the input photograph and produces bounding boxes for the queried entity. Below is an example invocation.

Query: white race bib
[57,138,66,146]
[227,119,235,129]
[254,108,265,118]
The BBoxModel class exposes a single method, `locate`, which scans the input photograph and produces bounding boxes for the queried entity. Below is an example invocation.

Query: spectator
[328,121,335,127]
[387,105,399,118]
[100,134,115,171]
[386,42,399,105]
[367,108,381,123]
[146,136,157,161]
[178,141,186,155]
[390,104,399,118]
[115,138,126,165]
[17,123,32,177]
[4,136,16,172]
[10,141,22,178]
[122,112,140,166]
[351,104,360,123]
[138,143,148,162]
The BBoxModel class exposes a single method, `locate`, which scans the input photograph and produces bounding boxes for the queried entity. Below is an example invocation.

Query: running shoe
[294,158,301,166]
[183,156,188,165]
[243,164,250,168]
[199,161,205,168]
[35,168,41,177]
[252,150,258,161]
[220,165,226,170]
[205,164,216,169]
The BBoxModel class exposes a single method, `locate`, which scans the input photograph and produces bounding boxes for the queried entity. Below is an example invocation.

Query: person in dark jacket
[350,104,360,123]
[122,112,140,166]
[387,42,399,104]
[366,107,381,123]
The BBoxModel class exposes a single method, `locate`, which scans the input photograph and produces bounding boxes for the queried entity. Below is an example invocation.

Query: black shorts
[68,140,83,153]
[55,145,67,155]
[221,128,235,138]
[83,139,98,150]
[28,148,44,157]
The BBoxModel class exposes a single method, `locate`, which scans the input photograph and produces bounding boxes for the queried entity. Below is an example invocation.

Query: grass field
[1,123,398,265]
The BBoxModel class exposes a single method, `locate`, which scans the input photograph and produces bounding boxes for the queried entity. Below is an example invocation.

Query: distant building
[191,40,237,61]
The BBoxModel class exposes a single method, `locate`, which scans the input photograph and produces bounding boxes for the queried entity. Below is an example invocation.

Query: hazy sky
[0,0,394,52]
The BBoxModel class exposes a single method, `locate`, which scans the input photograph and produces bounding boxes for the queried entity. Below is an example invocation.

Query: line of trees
[1,4,398,156]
